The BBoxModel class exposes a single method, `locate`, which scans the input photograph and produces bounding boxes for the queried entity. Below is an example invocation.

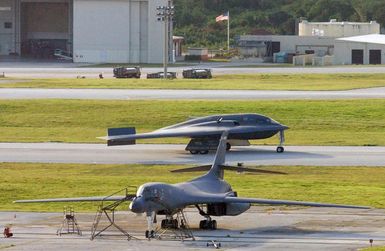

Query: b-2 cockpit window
[257,118,271,124]
[242,116,256,123]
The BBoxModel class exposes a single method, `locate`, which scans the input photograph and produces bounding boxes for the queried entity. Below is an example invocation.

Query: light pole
[156,3,174,79]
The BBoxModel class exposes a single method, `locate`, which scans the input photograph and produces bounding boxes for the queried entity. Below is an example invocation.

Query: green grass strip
[360,247,385,251]
[2,163,385,211]
[0,99,384,146]
[3,73,385,90]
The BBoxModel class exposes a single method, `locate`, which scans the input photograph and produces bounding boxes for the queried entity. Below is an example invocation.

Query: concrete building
[299,19,380,37]
[0,0,170,63]
[334,34,385,65]
[237,35,335,59]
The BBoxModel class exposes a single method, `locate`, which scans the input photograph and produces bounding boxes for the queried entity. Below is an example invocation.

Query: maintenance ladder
[57,206,82,236]
[91,186,136,241]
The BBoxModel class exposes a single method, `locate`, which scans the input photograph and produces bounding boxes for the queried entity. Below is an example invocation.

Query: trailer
[146,72,177,79]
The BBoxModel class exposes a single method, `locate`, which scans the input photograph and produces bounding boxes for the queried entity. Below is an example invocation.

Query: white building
[299,19,380,37]
[237,35,335,59]
[0,0,170,63]
[334,34,385,65]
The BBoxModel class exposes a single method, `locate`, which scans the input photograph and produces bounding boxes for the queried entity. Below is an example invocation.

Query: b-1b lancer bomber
[15,132,369,238]
[102,113,289,154]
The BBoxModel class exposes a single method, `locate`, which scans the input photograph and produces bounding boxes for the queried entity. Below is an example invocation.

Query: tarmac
[0,143,384,166]
[1,87,385,100]
[1,63,385,78]
[1,207,385,251]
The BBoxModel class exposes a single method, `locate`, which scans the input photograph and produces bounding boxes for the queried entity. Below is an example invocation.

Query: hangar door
[351,49,363,64]
[369,50,381,64]
[20,1,72,58]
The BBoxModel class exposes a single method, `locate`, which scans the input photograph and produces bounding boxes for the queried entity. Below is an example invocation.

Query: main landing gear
[190,150,209,155]
[276,130,285,153]
[189,142,231,155]
[199,218,217,230]
[156,211,195,240]
[161,218,178,229]
[195,205,217,230]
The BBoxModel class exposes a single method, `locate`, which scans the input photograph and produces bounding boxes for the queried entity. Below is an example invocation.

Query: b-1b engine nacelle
[207,202,250,216]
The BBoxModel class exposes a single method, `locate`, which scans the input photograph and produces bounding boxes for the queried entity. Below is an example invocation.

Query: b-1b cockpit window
[140,187,161,199]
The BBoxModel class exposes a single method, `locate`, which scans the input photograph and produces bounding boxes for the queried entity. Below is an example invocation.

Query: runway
[1,207,384,250]
[1,143,384,166]
[1,87,385,100]
[2,65,385,79]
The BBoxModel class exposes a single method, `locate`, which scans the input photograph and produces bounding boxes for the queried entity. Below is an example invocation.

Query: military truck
[113,66,141,78]
[147,72,177,79]
[182,68,212,79]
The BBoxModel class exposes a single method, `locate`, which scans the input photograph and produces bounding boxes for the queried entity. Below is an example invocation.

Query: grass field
[361,247,385,251]
[0,99,384,146]
[2,163,385,212]
[3,73,385,90]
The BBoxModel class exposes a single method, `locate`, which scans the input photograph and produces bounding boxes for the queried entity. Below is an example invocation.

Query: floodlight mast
[156,2,174,79]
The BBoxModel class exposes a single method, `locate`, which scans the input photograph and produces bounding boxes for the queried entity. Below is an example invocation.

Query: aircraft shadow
[176,147,332,164]
[189,225,370,245]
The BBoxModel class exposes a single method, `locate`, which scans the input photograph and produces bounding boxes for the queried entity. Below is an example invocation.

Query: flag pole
[227,11,230,52]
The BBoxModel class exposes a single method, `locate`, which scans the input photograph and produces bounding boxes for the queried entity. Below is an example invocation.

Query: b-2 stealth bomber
[102,113,289,154]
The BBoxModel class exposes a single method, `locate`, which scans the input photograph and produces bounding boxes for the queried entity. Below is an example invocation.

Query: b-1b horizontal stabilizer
[171,165,286,175]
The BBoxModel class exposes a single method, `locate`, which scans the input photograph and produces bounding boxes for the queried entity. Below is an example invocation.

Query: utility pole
[156,2,174,79]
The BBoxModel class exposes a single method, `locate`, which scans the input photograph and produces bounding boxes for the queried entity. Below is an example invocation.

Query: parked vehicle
[113,66,141,78]
[182,69,212,79]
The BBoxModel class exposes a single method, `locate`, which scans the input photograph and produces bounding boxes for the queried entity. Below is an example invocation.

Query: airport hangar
[0,0,170,63]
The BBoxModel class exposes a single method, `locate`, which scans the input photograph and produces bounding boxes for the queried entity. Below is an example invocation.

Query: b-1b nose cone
[129,197,145,213]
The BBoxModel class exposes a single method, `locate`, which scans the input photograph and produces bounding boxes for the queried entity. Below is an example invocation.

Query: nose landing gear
[145,230,155,238]
[276,146,284,153]
[276,130,285,153]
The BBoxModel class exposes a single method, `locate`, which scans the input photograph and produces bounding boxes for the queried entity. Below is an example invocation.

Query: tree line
[173,0,385,49]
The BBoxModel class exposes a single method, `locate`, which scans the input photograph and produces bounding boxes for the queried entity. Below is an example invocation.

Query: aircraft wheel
[150,230,155,238]
[161,219,166,228]
[173,219,178,229]
[207,221,214,230]
[226,143,231,151]
[199,150,209,155]
[211,220,217,230]
[190,150,199,154]
[145,230,149,238]
[199,220,207,229]
[276,146,284,153]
